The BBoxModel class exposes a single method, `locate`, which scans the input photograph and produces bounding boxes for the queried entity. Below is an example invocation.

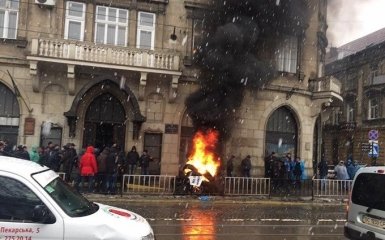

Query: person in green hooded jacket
[29,146,40,163]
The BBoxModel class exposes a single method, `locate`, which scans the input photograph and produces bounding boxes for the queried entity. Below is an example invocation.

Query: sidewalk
[86,193,348,206]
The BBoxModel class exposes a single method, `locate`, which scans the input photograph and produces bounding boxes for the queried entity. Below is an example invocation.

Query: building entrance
[265,106,298,158]
[83,93,126,150]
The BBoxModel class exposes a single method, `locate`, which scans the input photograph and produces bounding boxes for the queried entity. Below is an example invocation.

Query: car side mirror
[32,205,56,224]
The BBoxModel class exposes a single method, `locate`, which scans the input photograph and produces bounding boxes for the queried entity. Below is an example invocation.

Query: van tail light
[377,169,385,174]
[346,192,351,220]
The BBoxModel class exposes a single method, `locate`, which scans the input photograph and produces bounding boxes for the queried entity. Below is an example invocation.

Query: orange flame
[185,129,221,178]
[182,207,216,239]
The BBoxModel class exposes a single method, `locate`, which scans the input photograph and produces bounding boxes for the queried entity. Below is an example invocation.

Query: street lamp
[170,26,177,41]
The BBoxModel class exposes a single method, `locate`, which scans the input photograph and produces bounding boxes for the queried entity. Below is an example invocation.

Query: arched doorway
[0,82,20,150]
[83,93,126,150]
[265,106,298,158]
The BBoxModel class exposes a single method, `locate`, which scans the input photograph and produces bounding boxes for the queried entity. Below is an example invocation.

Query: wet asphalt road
[94,197,348,240]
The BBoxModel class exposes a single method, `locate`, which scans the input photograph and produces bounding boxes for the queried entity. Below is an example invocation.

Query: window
[265,107,298,157]
[368,69,378,84]
[346,103,354,122]
[0,83,20,150]
[0,0,19,39]
[275,35,298,73]
[137,12,155,50]
[368,98,379,120]
[331,109,340,125]
[0,176,43,221]
[95,6,128,46]
[192,19,203,55]
[352,173,385,211]
[64,1,85,41]
[37,176,97,217]
[345,71,357,90]
[40,123,62,147]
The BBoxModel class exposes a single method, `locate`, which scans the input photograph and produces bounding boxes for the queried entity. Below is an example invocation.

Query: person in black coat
[126,146,139,174]
[139,150,152,175]
[49,145,62,172]
[13,145,30,160]
[105,144,123,194]
[241,155,252,177]
[226,155,235,177]
[318,158,329,190]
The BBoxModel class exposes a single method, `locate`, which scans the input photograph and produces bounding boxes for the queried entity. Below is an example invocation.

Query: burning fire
[185,129,221,179]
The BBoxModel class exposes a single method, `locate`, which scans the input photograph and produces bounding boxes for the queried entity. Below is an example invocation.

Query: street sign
[368,140,379,158]
[361,143,371,152]
[368,129,379,140]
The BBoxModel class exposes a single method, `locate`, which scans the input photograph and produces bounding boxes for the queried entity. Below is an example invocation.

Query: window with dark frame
[0,176,44,221]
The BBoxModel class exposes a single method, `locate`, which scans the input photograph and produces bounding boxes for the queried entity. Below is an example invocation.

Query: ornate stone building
[0,0,340,176]
[325,28,385,166]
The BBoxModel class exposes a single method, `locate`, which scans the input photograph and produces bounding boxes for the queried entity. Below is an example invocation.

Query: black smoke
[185,0,310,139]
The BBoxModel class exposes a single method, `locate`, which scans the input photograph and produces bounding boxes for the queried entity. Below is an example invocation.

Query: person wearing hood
[29,146,40,163]
[79,146,98,193]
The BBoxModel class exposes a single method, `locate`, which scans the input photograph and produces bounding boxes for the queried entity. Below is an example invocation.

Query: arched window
[0,82,20,149]
[265,106,298,158]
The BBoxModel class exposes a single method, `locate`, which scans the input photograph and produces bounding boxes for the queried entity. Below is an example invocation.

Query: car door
[0,174,64,240]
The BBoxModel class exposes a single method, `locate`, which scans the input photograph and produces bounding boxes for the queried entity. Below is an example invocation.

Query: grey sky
[327,0,385,47]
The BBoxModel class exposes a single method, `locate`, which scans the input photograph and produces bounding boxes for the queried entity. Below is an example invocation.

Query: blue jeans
[106,173,117,194]
[320,175,327,190]
[80,175,95,193]
[129,164,137,174]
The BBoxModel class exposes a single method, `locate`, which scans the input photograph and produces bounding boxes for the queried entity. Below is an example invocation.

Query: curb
[86,194,347,206]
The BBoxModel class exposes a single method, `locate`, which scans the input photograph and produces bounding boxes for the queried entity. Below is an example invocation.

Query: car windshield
[352,173,385,212]
[32,170,98,217]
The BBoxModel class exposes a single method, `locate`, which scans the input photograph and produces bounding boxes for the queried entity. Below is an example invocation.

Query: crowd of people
[226,152,306,191]
[0,140,152,194]
[264,152,306,190]
[318,156,362,180]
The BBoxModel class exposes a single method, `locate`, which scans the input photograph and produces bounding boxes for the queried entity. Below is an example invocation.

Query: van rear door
[350,172,385,234]
[0,173,64,240]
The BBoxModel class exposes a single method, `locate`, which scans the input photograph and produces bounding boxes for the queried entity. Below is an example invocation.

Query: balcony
[309,76,343,102]
[27,38,181,74]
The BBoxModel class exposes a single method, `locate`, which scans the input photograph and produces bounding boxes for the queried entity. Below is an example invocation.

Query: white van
[0,156,154,240]
[345,166,385,240]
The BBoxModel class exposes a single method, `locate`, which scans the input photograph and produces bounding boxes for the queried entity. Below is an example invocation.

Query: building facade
[325,28,385,166]
[0,0,340,176]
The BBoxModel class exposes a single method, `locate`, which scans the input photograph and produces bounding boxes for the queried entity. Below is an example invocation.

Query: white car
[345,166,385,239]
[0,156,154,240]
